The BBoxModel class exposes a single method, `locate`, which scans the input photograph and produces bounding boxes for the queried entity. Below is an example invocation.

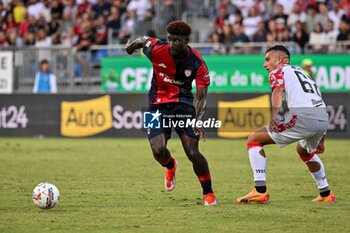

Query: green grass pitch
[0,138,349,233]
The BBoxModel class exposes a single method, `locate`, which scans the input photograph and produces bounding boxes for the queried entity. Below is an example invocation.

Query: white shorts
[266,116,328,153]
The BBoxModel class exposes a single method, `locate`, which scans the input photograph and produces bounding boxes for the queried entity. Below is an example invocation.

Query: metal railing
[1,40,349,94]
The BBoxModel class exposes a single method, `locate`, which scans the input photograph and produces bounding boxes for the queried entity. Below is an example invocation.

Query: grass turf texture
[0,138,349,233]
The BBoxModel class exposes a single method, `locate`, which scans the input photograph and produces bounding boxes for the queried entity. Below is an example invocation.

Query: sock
[247,142,267,189]
[198,173,213,195]
[320,190,330,197]
[302,153,329,193]
[161,157,175,170]
[255,185,266,193]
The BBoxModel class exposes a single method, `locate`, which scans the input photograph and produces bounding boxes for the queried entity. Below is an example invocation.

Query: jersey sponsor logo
[158,63,167,68]
[184,69,192,77]
[60,95,113,137]
[163,77,184,85]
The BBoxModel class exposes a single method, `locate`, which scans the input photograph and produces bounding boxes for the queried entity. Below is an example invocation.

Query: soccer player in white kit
[236,45,336,203]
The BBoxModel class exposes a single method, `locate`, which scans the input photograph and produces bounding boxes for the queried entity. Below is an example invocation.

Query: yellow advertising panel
[218,95,271,138]
[61,95,112,137]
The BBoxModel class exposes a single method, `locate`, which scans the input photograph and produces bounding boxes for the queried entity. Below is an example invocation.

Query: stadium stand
[0,0,349,93]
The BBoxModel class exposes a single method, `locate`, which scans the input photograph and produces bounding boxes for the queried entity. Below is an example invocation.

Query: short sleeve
[269,68,285,89]
[142,37,158,60]
[195,63,210,88]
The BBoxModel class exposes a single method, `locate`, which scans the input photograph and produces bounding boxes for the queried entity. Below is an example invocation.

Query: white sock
[307,154,329,191]
[248,145,266,185]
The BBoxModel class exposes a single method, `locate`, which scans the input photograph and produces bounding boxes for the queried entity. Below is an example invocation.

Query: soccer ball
[32,182,60,209]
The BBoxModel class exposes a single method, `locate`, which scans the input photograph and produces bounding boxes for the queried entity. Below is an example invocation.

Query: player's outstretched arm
[195,87,208,141]
[125,36,149,54]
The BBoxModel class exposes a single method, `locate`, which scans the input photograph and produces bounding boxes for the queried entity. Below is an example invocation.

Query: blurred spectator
[231,22,250,54]
[208,31,225,54]
[301,58,314,77]
[61,28,77,46]
[213,4,229,32]
[77,0,93,17]
[0,2,6,26]
[231,0,255,18]
[292,21,309,53]
[27,0,45,20]
[222,23,233,45]
[94,15,108,45]
[276,27,290,42]
[340,0,350,18]
[8,30,24,46]
[329,0,345,31]
[33,59,57,94]
[13,1,27,24]
[220,0,238,15]
[62,0,77,30]
[296,0,317,13]
[41,0,52,23]
[76,29,94,51]
[49,13,61,35]
[0,31,9,46]
[277,0,297,14]
[266,19,277,42]
[315,3,329,30]
[24,32,36,45]
[127,0,153,22]
[252,21,267,42]
[273,4,288,32]
[35,28,52,47]
[243,6,262,39]
[305,5,318,33]
[337,20,350,41]
[309,23,327,52]
[93,0,111,19]
[111,0,127,16]
[3,14,17,34]
[325,20,339,52]
[50,0,64,20]
[265,0,277,19]
[25,15,40,36]
[228,9,243,25]
[107,6,121,32]
[287,5,306,32]
[118,10,135,44]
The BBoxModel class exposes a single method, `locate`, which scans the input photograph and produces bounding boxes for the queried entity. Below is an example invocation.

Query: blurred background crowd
[0,0,349,54]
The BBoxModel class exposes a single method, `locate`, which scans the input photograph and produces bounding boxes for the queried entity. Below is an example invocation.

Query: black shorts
[147,102,199,140]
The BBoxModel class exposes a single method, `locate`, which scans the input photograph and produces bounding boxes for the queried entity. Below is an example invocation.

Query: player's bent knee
[296,143,310,158]
[247,132,257,144]
[246,141,263,149]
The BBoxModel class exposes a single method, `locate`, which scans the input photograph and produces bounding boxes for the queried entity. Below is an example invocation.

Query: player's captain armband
[196,64,210,88]
[269,71,284,89]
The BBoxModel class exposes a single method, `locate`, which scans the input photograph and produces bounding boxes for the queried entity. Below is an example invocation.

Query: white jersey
[269,64,328,121]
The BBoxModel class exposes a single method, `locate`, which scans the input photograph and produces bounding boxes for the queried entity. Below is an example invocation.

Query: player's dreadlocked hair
[166,20,192,37]
[266,45,290,59]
